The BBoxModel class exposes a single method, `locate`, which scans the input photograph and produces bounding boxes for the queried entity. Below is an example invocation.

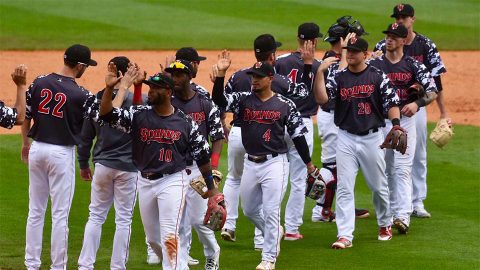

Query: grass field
[0,124,479,270]
[0,0,479,50]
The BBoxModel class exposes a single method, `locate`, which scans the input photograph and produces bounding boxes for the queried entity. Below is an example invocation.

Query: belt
[348,128,379,136]
[247,153,278,163]
[141,172,164,180]
[186,160,193,166]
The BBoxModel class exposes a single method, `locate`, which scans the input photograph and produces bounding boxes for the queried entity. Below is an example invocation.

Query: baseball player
[312,16,370,223]
[375,3,448,218]
[212,51,320,270]
[275,22,321,240]
[20,44,125,270]
[1,65,27,129]
[76,56,146,270]
[220,34,313,249]
[313,37,402,249]
[96,69,222,270]
[368,23,438,234]
[164,59,224,270]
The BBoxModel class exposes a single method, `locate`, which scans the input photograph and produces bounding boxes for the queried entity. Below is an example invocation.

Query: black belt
[349,128,379,136]
[141,172,164,180]
[186,160,193,166]
[247,153,278,163]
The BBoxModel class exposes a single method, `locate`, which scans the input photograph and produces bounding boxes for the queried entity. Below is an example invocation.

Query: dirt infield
[1,50,479,135]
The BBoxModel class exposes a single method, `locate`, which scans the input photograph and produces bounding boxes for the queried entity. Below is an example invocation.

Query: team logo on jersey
[411,55,424,63]
[140,128,182,144]
[340,84,375,101]
[391,23,399,30]
[350,37,357,44]
[255,62,263,68]
[386,72,413,85]
[243,108,281,124]
[188,111,206,125]
[397,4,404,11]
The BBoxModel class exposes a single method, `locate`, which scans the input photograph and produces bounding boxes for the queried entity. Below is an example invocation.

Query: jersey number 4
[38,89,67,118]
[262,129,271,142]
[287,69,299,84]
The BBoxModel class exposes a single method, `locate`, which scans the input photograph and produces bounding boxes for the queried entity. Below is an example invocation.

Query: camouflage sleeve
[206,101,225,142]
[224,73,237,95]
[83,92,101,121]
[105,105,151,134]
[374,39,386,53]
[0,102,18,129]
[225,91,249,115]
[325,70,339,100]
[282,74,310,99]
[192,83,211,98]
[280,96,308,139]
[25,82,33,120]
[411,59,437,93]
[188,117,211,161]
[424,39,446,77]
[379,72,400,114]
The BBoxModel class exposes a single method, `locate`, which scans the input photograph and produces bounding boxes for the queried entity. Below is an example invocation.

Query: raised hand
[300,40,315,65]
[119,63,139,89]
[210,64,220,82]
[105,62,122,89]
[216,50,231,73]
[133,63,147,86]
[319,57,338,72]
[11,64,27,86]
[340,32,356,48]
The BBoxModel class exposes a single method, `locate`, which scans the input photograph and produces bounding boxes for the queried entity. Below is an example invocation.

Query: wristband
[133,84,142,105]
[391,118,400,126]
[414,98,426,108]
[211,152,220,168]
[205,174,215,190]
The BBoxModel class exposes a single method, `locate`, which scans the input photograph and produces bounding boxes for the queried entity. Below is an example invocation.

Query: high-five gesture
[105,62,122,89]
[216,50,231,77]
[11,64,27,86]
[319,57,338,72]
[300,40,315,65]
[340,32,356,48]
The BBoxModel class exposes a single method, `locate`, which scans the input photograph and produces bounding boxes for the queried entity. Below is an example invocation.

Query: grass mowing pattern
[0,123,478,269]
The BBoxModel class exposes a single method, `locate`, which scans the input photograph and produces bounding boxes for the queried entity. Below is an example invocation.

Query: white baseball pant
[222,125,263,247]
[383,116,416,225]
[335,129,392,241]
[78,163,138,270]
[179,165,220,266]
[240,154,289,263]
[412,107,428,209]
[284,117,314,234]
[25,141,75,270]
[138,171,187,270]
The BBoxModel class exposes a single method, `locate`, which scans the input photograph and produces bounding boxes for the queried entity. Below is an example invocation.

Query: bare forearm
[14,85,26,125]
[100,86,114,116]
[313,71,328,105]
[387,106,401,121]
[21,118,31,145]
[435,91,447,117]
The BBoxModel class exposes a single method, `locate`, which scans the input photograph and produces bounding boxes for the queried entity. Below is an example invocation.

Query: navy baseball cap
[246,61,275,77]
[391,3,415,18]
[143,73,175,89]
[64,44,97,66]
[254,34,282,53]
[382,23,408,38]
[109,56,130,77]
[175,47,207,62]
[298,22,323,40]
[343,37,368,52]
[164,59,193,75]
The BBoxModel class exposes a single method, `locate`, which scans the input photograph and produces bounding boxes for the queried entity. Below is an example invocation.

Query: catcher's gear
[380,125,408,154]
[406,82,425,104]
[305,167,326,200]
[203,193,226,231]
[190,173,222,197]
[430,118,454,148]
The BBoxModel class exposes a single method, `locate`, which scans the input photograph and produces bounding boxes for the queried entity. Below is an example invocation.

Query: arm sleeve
[325,70,338,100]
[374,40,386,53]
[284,97,308,139]
[212,77,228,108]
[413,60,437,93]
[425,39,446,77]
[188,118,211,162]
[292,136,311,164]
[25,83,33,120]
[206,101,225,142]
[99,105,148,134]
[0,102,17,129]
[379,72,400,115]
[77,119,96,169]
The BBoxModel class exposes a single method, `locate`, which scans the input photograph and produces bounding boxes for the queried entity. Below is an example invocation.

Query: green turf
[0,123,479,269]
[0,0,478,50]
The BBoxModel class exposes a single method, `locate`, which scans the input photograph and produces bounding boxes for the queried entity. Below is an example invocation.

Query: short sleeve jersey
[99,105,210,174]
[368,55,437,106]
[223,91,307,155]
[0,101,18,129]
[275,52,321,117]
[26,73,96,145]
[326,66,400,133]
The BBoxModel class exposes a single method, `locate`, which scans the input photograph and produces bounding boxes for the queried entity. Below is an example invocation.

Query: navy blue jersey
[275,52,321,117]
[326,66,400,133]
[191,81,211,98]
[0,101,18,129]
[368,55,437,107]
[375,33,446,78]
[223,91,307,155]
[225,68,310,126]
[95,104,210,174]
[26,73,96,146]
[320,50,341,111]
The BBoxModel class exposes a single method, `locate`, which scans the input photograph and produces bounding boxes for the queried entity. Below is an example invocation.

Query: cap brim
[246,69,268,77]
[342,45,363,52]
[88,59,98,66]
[164,67,190,74]
[382,30,407,38]
[391,12,413,18]
[275,41,282,48]
[197,56,207,61]
[143,80,172,89]
[324,36,339,42]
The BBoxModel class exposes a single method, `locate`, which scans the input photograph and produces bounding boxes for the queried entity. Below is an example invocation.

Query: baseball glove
[430,118,454,148]
[190,172,222,197]
[305,167,326,200]
[380,125,408,154]
[406,82,425,103]
[203,193,227,231]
